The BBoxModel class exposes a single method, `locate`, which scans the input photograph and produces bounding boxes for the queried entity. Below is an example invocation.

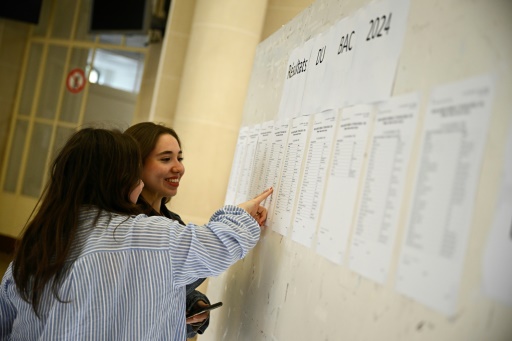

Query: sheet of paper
[224,127,249,205]
[316,105,374,264]
[272,115,312,236]
[248,121,274,199]
[262,120,291,227]
[483,118,512,307]
[324,17,357,109]
[277,40,315,120]
[349,92,420,283]
[301,30,337,115]
[396,74,496,316]
[347,0,410,105]
[291,110,338,247]
[234,125,260,203]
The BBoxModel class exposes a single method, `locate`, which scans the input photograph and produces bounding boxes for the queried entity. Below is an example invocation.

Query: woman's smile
[165,177,180,187]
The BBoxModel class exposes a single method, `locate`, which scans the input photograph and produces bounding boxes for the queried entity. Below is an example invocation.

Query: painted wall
[200,0,512,340]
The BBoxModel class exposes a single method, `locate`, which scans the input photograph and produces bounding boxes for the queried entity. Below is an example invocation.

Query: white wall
[200,0,512,340]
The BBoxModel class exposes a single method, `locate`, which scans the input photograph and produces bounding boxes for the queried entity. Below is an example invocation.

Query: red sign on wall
[66,68,86,94]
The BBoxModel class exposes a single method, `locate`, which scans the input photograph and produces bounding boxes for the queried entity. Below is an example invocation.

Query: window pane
[3,120,28,192]
[19,43,43,117]
[98,34,123,45]
[22,123,52,197]
[50,0,76,39]
[36,45,68,119]
[91,49,145,93]
[60,48,90,122]
[125,35,148,48]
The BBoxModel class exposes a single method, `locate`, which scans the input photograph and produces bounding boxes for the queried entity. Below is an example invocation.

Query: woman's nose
[171,163,184,173]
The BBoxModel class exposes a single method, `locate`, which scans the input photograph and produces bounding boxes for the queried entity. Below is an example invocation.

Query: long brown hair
[12,128,143,315]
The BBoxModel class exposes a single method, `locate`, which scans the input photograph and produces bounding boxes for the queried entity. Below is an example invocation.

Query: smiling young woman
[0,127,271,340]
[125,122,210,337]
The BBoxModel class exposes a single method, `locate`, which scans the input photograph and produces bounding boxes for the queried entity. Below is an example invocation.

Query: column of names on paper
[316,105,374,264]
[262,120,291,227]
[248,121,274,199]
[225,127,249,205]
[234,126,260,203]
[291,110,338,247]
[396,74,496,316]
[272,115,311,236]
[349,93,420,283]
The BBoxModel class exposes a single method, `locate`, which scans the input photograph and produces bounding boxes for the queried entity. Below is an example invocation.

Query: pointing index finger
[253,187,273,203]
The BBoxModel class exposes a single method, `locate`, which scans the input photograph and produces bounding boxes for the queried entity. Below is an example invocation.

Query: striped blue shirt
[0,205,260,340]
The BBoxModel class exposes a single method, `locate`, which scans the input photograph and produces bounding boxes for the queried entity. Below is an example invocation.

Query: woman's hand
[186,300,209,324]
[237,187,273,226]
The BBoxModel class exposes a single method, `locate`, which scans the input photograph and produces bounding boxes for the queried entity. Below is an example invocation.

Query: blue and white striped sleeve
[0,265,15,339]
[167,205,260,287]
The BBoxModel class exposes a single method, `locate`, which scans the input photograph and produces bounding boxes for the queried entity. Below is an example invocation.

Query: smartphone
[186,302,223,318]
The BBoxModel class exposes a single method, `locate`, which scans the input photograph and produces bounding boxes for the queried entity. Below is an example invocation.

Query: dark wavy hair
[12,128,143,315]
[124,122,182,208]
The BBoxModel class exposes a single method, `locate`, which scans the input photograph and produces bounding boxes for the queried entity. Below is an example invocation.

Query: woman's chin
[165,189,178,198]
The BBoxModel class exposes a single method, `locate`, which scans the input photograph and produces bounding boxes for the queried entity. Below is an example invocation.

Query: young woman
[0,128,271,340]
[124,122,214,337]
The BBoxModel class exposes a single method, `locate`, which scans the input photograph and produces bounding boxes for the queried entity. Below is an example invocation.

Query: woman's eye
[178,157,184,162]
[161,158,171,162]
